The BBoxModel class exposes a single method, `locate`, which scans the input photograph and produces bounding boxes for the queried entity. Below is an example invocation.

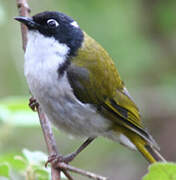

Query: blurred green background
[0,0,176,179]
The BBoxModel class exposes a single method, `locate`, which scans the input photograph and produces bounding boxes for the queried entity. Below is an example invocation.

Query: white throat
[25,31,70,70]
[24,30,70,96]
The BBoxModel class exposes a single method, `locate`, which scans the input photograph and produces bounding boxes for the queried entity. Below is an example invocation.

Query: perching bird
[15,11,165,164]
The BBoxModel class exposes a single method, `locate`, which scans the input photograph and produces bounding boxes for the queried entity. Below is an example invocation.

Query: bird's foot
[45,153,75,168]
[29,97,39,111]
[45,138,96,168]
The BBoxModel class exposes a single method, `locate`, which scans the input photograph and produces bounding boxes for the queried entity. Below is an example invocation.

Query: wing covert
[67,32,146,138]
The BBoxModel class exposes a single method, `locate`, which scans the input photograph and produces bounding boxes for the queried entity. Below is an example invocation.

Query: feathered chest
[24,31,70,95]
[23,31,111,136]
[24,47,110,136]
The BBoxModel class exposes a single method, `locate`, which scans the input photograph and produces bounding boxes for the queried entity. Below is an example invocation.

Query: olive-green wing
[67,64,141,124]
[67,63,153,144]
[67,32,153,142]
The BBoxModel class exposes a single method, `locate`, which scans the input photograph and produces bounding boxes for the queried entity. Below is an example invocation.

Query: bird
[15,11,165,165]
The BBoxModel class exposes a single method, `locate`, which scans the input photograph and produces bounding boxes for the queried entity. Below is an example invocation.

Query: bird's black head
[15,11,84,56]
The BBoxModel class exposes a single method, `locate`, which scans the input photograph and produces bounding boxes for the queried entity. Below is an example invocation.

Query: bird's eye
[47,19,59,28]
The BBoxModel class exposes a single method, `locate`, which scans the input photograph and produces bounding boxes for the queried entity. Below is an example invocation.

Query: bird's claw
[45,154,73,168]
[29,97,39,111]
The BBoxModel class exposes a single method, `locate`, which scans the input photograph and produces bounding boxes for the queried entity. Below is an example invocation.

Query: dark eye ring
[47,19,59,28]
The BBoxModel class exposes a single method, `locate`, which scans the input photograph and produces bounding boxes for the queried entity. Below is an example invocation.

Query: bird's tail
[127,133,166,163]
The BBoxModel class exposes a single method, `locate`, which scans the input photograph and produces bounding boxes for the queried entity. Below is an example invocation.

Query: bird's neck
[24,31,71,80]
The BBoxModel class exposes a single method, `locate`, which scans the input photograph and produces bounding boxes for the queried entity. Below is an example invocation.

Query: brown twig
[16,0,30,51]
[62,170,74,180]
[37,107,62,180]
[59,163,108,180]
[37,108,108,180]
[16,1,62,179]
[15,1,108,180]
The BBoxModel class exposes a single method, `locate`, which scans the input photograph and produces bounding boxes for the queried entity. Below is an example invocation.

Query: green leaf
[0,96,29,112]
[0,163,9,178]
[0,3,5,26]
[22,149,48,166]
[0,96,39,126]
[0,154,27,171]
[34,168,49,180]
[143,162,176,180]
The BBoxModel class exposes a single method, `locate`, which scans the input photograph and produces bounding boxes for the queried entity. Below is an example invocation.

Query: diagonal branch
[15,1,62,179]
[58,163,108,180]
[16,0,30,51]
[37,107,62,180]
[15,1,108,180]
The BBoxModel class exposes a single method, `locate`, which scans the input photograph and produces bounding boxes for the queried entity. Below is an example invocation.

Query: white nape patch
[120,134,137,150]
[70,21,79,28]
[123,87,136,102]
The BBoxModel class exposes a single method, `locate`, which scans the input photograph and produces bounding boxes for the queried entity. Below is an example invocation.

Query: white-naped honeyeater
[15,11,165,166]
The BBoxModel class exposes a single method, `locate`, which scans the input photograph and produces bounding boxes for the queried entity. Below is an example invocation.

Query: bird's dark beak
[14,16,39,29]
